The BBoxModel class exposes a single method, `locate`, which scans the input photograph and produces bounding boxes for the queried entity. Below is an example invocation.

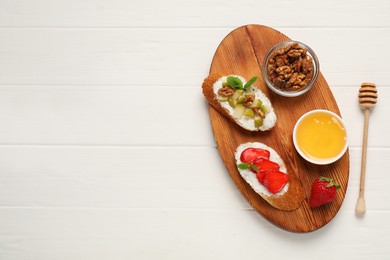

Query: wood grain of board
[206,24,349,232]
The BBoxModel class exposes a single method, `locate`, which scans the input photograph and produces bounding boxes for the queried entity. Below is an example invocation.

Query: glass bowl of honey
[293,109,348,165]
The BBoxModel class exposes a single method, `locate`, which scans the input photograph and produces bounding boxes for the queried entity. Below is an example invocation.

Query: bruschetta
[235,142,304,211]
[202,74,276,131]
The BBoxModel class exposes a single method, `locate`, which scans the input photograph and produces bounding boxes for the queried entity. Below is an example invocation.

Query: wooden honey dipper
[355,82,378,217]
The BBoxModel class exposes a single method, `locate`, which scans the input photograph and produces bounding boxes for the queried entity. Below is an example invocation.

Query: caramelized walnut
[243,93,255,107]
[218,86,235,97]
[267,43,315,91]
[252,107,265,118]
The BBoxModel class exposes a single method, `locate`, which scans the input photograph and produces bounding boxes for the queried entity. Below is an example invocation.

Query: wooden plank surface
[207,25,349,232]
[0,208,389,259]
[0,28,390,86]
[1,0,389,28]
[0,0,390,258]
[0,146,386,210]
[0,85,387,147]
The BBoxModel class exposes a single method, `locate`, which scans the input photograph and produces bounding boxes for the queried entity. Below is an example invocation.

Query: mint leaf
[243,76,258,90]
[238,163,259,172]
[227,76,243,90]
[238,163,250,170]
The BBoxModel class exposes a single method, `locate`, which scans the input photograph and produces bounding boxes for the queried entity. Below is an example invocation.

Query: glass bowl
[262,41,320,97]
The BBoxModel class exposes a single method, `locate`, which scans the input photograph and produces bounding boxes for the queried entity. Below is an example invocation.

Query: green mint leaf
[238,163,250,170]
[238,163,259,172]
[243,76,258,90]
[227,76,243,90]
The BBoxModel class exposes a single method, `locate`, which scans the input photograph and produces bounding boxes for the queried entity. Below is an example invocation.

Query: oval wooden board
[207,25,349,232]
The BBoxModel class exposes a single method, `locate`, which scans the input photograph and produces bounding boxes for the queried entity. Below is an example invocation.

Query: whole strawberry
[309,177,341,208]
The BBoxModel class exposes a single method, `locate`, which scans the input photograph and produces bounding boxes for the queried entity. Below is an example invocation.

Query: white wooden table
[0,0,389,259]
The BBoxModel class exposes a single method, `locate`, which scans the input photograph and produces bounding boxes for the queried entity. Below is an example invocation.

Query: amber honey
[294,110,347,163]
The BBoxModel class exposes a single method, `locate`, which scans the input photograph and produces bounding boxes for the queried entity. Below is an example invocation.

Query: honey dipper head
[358,82,377,109]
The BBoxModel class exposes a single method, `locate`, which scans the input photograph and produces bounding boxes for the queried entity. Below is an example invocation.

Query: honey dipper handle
[356,108,370,216]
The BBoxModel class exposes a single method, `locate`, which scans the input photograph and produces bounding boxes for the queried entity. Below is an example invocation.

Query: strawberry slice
[256,170,267,183]
[262,170,289,194]
[240,148,270,163]
[250,157,279,173]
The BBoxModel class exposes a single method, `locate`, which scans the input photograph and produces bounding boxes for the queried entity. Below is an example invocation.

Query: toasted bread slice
[235,142,305,211]
[202,74,276,131]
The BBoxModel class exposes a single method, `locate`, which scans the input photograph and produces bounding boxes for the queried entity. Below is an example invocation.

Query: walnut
[275,55,288,67]
[218,86,234,97]
[293,59,302,71]
[297,73,306,80]
[243,93,255,107]
[287,49,303,58]
[276,65,291,75]
[302,57,313,74]
[266,42,315,91]
[252,107,265,118]
[269,72,277,81]
[273,76,284,89]
[290,42,300,49]
[286,73,298,88]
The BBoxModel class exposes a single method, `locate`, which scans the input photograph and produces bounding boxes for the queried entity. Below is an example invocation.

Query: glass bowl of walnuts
[262,41,320,97]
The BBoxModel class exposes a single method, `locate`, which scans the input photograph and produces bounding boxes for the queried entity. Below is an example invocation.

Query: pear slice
[234,104,245,119]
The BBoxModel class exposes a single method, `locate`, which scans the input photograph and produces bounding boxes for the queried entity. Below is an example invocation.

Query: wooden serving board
[207,25,349,232]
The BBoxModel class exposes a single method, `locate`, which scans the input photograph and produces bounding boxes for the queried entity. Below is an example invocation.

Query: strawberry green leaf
[320,176,341,189]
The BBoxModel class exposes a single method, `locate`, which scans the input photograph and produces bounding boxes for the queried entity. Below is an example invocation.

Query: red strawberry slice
[256,170,267,183]
[240,148,270,163]
[250,157,279,173]
[262,170,289,194]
